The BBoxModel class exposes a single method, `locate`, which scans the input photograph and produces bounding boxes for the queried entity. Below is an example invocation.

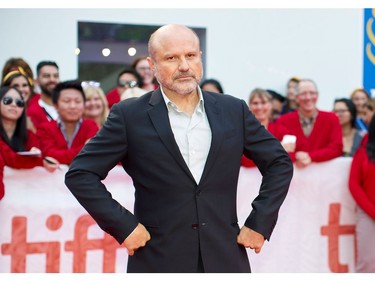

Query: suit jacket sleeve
[241,100,293,240]
[65,103,138,244]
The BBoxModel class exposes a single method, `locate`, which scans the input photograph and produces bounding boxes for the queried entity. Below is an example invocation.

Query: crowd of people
[0,56,163,199]
[0,41,374,272]
[242,78,375,272]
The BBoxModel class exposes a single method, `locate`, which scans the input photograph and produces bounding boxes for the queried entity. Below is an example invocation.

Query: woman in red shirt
[0,86,59,200]
[349,114,375,272]
[2,67,38,133]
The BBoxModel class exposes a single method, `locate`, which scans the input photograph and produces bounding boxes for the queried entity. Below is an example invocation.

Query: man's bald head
[148,24,200,61]
[146,24,203,97]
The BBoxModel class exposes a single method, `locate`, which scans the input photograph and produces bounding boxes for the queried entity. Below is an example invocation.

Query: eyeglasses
[297,91,318,97]
[118,80,137,88]
[81,81,101,89]
[333,109,349,114]
[2,96,25,108]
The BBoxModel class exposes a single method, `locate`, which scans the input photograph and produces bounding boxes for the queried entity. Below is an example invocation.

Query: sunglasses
[81,81,101,89]
[118,80,137,88]
[2,96,25,108]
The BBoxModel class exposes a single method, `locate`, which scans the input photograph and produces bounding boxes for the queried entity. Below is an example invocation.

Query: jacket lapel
[199,92,224,185]
[147,89,195,180]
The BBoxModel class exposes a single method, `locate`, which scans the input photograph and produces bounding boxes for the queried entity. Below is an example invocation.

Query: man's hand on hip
[122,223,151,256]
[237,225,265,254]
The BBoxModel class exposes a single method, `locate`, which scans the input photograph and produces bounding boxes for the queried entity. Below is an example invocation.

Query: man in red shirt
[37,80,98,165]
[27,61,60,128]
[277,79,343,168]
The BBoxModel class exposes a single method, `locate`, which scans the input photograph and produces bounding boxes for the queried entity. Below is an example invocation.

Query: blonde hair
[83,85,109,127]
[249,88,272,104]
[364,98,375,112]
[350,88,370,99]
[287,76,300,84]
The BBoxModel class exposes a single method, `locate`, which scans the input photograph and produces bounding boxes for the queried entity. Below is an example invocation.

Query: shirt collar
[57,116,83,128]
[160,86,205,113]
[298,109,318,121]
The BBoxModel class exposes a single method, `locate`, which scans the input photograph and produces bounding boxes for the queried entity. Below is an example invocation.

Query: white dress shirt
[38,98,58,121]
[161,87,212,184]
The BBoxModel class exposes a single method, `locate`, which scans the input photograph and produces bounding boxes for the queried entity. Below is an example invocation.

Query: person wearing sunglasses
[105,69,143,109]
[0,86,60,200]
[2,67,38,133]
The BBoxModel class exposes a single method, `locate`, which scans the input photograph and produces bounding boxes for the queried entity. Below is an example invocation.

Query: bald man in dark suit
[65,24,293,273]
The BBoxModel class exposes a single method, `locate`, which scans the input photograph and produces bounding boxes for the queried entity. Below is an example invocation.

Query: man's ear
[147,57,154,72]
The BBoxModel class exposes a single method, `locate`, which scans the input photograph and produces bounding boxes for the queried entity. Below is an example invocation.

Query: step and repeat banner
[0,158,356,273]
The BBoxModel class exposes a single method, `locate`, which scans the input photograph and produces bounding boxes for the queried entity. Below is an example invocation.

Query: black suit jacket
[65,89,293,273]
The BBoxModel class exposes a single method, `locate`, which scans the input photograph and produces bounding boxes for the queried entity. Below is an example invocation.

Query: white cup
[282,135,297,144]
[281,135,296,153]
